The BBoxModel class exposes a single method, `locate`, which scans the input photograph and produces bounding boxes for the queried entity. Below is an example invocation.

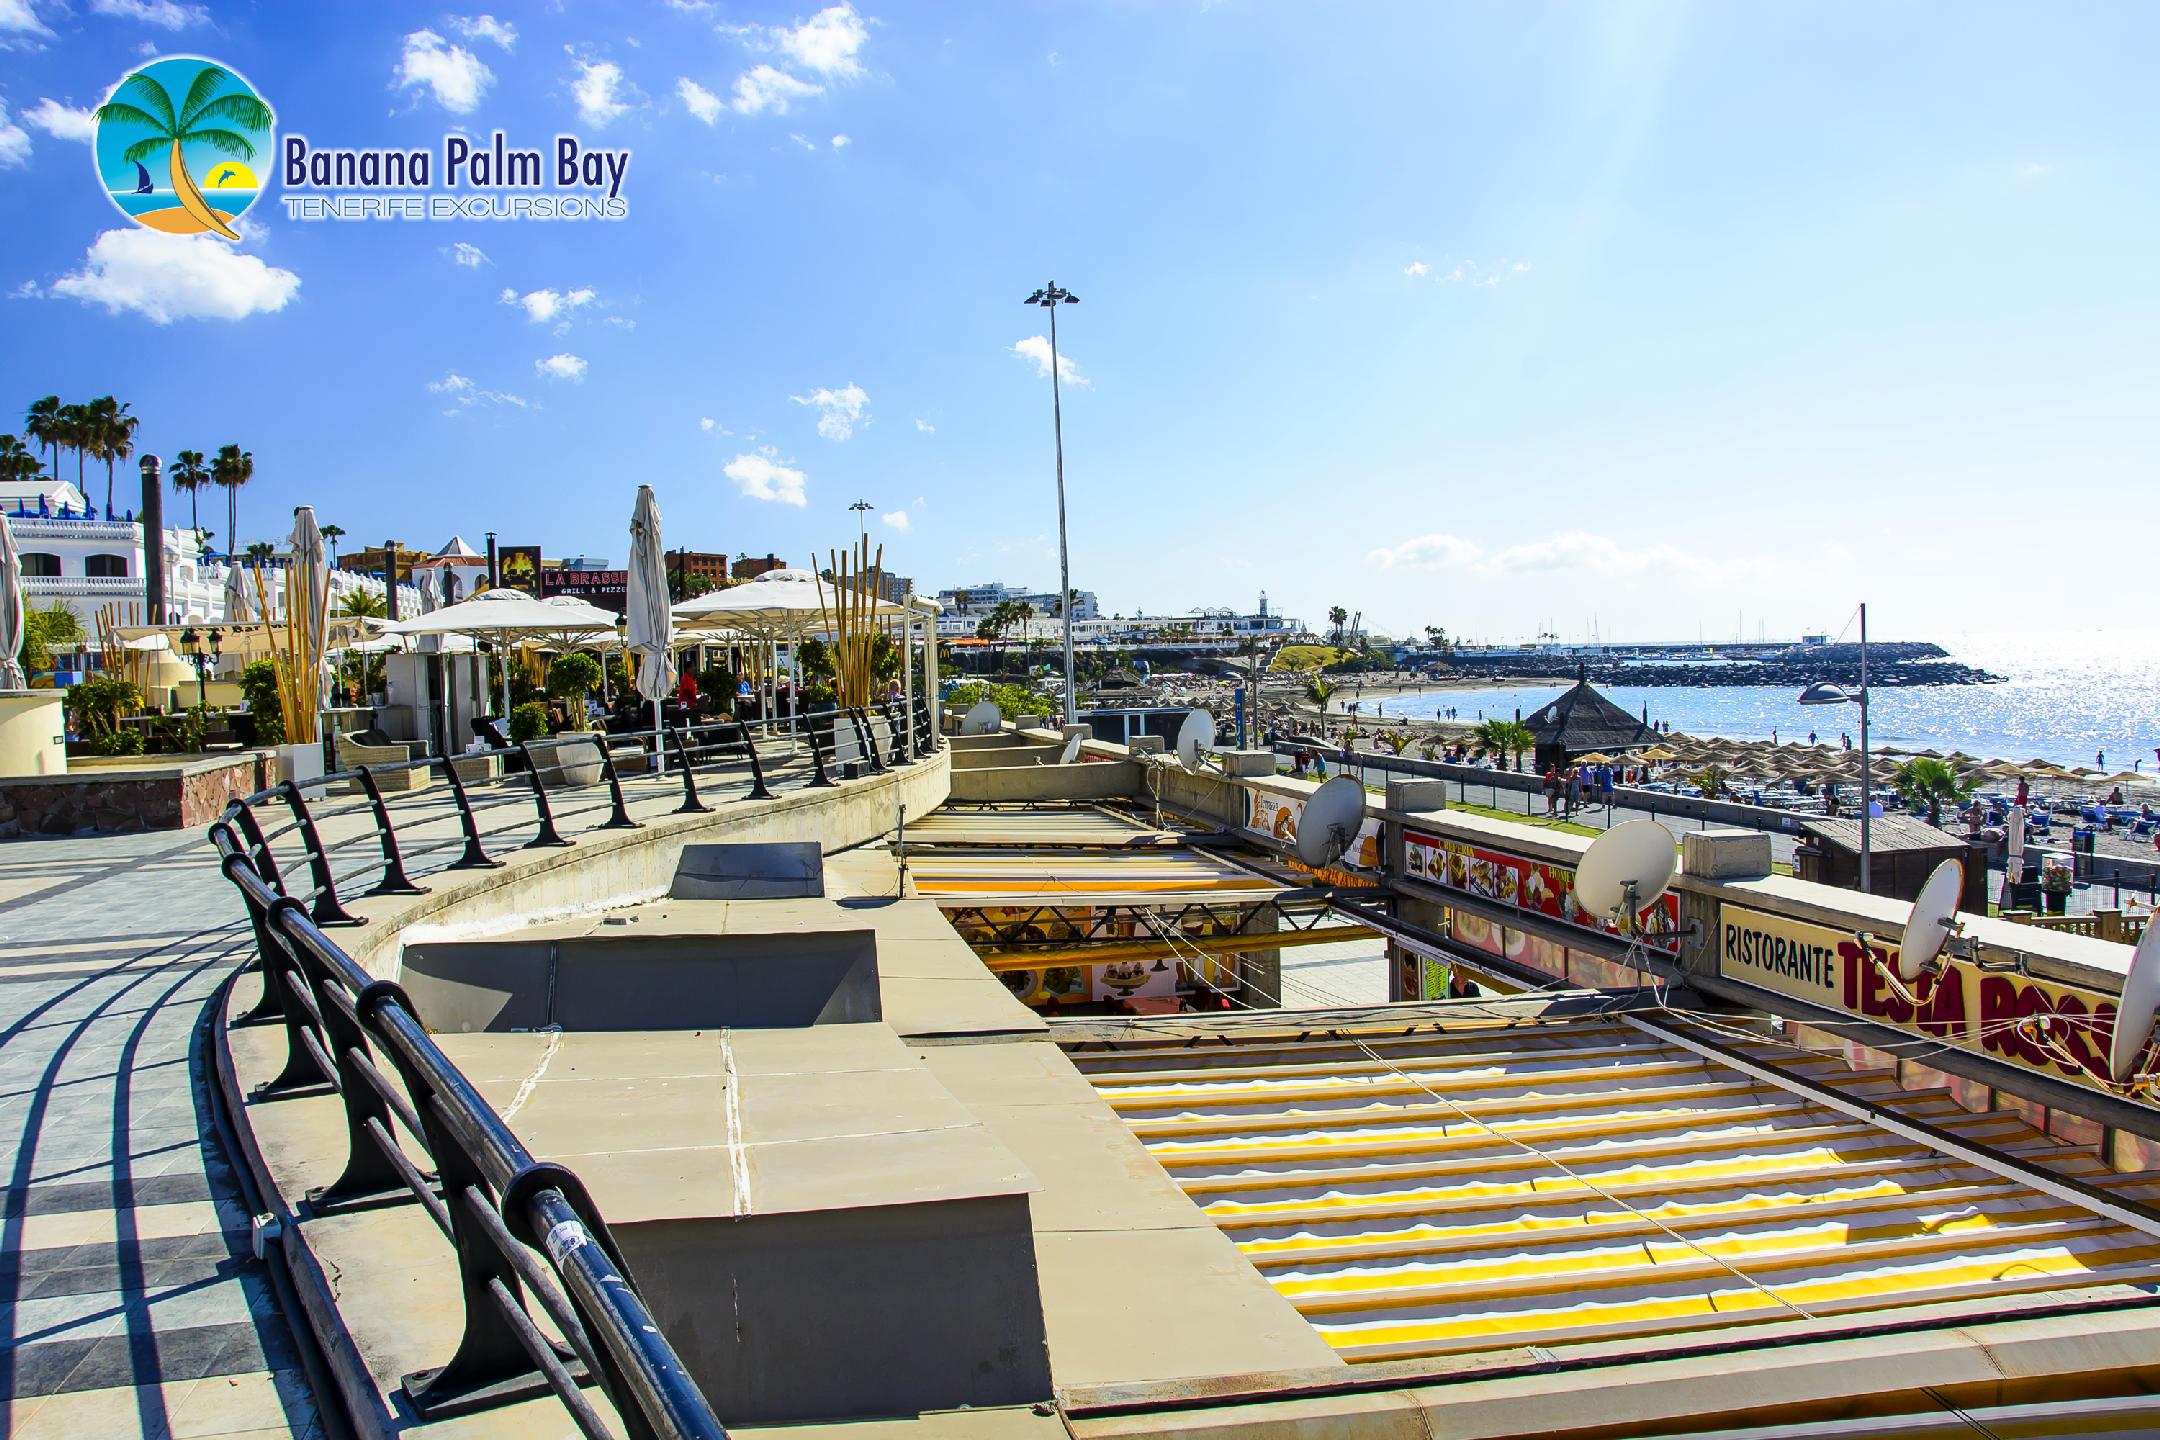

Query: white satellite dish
[1175,709,1217,773]
[1899,858,1966,982]
[959,699,1002,736]
[1296,776,1367,871]
[1575,820,1677,924]
[2108,923,2160,1085]
[1058,731,1083,765]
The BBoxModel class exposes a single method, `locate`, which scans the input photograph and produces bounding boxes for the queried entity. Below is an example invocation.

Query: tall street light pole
[1799,601,1871,892]
[1024,282,1079,725]
[849,499,873,540]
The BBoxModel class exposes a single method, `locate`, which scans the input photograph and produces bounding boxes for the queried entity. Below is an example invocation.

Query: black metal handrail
[219,698,937,925]
[211,820,727,1440]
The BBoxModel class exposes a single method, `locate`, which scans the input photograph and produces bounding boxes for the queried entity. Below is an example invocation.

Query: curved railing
[206,697,938,1438]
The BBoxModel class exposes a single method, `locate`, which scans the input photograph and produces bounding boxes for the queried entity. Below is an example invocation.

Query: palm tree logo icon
[93,56,274,240]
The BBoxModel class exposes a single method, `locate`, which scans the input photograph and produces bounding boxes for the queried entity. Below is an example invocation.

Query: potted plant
[536,652,606,786]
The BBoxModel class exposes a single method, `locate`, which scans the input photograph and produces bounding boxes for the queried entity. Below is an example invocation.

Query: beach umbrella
[223,560,251,624]
[625,484,674,767]
[0,515,24,690]
[1639,746,1680,762]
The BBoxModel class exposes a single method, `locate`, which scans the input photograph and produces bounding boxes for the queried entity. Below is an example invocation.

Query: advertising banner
[1716,903,2125,1095]
[1245,790,1382,882]
[1403,828,1682,953]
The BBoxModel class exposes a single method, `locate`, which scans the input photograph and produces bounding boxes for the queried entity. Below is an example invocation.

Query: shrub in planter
[66,676,142,751]
[510,701,553,744]
[546,652,603,727]
[238,660,285,745]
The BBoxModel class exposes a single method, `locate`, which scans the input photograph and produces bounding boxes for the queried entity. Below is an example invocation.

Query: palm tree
[243,540,274,564]
[23,397,61,484]
[171,449,210,537]
[320,524,345,562]
[1328,605,1349,646]
[0,434,43,488]
[92,63,274,242]
[56,402,91,504]
[338,587,385,620]
[1473,718,1534,771]
[1893,757,1980,828]
[88,396,136,517]
[212,444,252,554]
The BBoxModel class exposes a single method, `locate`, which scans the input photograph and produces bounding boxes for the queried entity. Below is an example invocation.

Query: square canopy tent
[1525,667,1655,774]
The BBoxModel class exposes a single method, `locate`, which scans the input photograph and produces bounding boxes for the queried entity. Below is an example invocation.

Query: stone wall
[0,752,272,837]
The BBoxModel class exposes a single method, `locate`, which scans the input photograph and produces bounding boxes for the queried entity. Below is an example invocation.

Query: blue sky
[1,2,2155,643]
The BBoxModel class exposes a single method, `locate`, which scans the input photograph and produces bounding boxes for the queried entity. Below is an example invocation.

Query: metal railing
[205,695,939,1437]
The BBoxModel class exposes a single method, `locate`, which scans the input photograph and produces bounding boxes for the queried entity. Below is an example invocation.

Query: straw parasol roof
[1575,751,1619,764]
[1639,746,1680,762]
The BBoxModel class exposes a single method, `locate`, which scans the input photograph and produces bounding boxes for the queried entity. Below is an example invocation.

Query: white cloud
[1511,259,1533,272]
[398,30,493,113]
[0,0,52,37]
[1403,261,1430,278]
[698,416,733,435]
[571,58,634,127]
[830,133,849,148]
[428,371,528,414]
[90,0,207,27]
[730,64,821,115]
[881,510,909,531]
[47,228,299,323]
[450,13,516,48]
[791,382,868,440]
[0,103,27,169]
[535,352,588,382]
[1011,335,1085,386]
[678,77,723,124]
[23,98,94,140]
[1367,529,1765,584]
[787,131,817,151]
[725,450,807,506]
[913,418,934,434]
[775,3,868,77]
[501,286,597,324]
[446,241,489,268]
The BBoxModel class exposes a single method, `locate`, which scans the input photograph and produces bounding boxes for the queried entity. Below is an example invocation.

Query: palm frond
[119,72,176,132]
[186,92,274,134]
[176,64,231,130]
[93,100,170,137]
[122,136,169,166]
[185,128,258,161]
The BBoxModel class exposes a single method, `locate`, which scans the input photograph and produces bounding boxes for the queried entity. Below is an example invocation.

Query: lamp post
[1023,282,1079,725]
[1798,601,1870,892]
[177,625,221,710]
[849,499,873,540]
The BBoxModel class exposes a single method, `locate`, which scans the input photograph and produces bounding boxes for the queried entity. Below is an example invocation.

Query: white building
[937,585,1306,648]
[0,475,418,632]
[933,581,1100,637]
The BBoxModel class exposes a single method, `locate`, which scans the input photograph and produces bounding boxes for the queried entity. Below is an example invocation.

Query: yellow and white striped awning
[906,848,1279,903]
[1067,1017,2160,1364]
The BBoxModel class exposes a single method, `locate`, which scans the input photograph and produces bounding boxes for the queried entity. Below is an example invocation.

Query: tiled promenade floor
[0,826,317,1440]
[0,741,843,1440]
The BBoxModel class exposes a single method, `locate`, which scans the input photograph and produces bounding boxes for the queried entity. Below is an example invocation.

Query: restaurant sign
[1717,904,2124,1094]
[1246,790,1382,884]
[1404,829,1682,954]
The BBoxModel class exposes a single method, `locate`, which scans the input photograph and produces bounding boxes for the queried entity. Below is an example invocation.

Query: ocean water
[1364,630,2160,770]
[108,188,257,217]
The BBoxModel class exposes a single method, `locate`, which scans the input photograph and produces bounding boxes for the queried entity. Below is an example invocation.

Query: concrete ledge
[950,759,1141,804]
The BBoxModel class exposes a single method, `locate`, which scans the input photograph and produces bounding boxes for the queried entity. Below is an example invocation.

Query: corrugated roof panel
[1067,1017,2160,1363]
[906,850,1279,899]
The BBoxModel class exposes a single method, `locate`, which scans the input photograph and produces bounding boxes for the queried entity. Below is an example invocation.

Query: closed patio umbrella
[223,560,251,624]
[625,484,674,768]
[0,515,25,690]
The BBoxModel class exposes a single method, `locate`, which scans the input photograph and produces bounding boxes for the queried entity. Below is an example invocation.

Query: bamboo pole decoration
[814,537,887,706]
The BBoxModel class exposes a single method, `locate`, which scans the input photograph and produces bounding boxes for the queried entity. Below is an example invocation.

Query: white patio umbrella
[671,568,911,740]
[625,485,674,769]
[0,514,24,690]
[289,508,332,742]
[383,588,618,730]
[223,561,252,624]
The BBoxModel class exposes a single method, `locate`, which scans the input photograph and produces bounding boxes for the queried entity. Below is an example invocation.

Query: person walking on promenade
[1543,766,1559,815]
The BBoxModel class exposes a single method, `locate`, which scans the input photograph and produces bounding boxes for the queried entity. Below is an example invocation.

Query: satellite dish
[1575,820,1677,923]
[959,700,1001,736]
[1058,732,1083,765]
[1175,709,1217,773]
[2109,923,2160,1084]
[1296,776,1367,870]
[1899,859,1965,982]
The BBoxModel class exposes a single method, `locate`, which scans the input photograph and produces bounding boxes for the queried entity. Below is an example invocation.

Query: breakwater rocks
[1450,642,1997,688]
